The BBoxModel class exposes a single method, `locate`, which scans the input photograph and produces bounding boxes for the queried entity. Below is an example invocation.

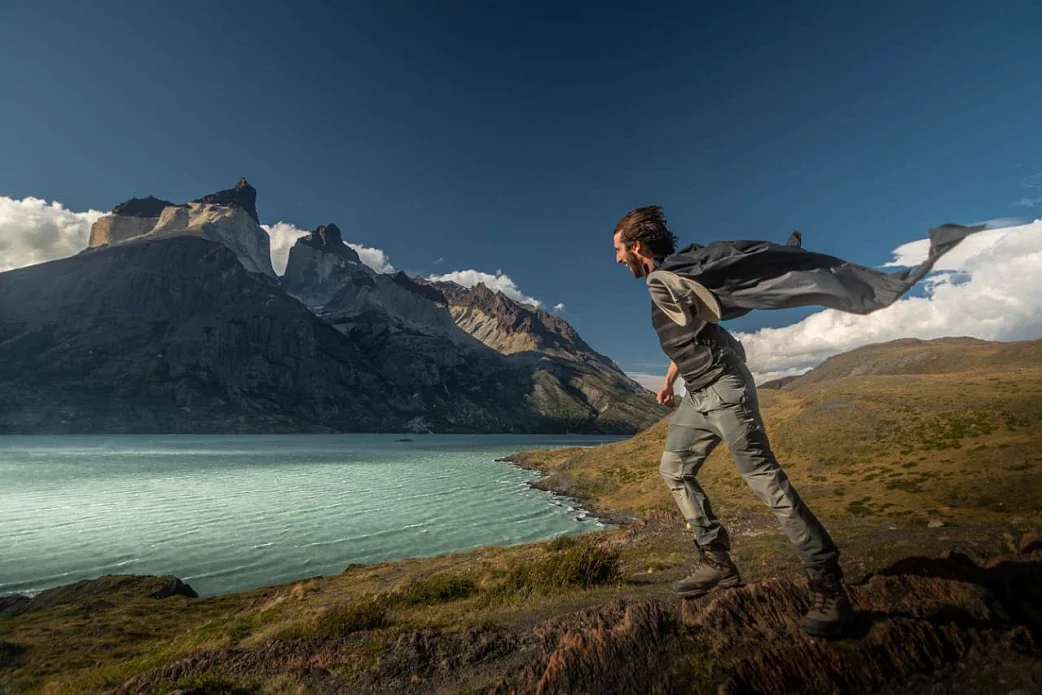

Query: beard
[625,254,648,278]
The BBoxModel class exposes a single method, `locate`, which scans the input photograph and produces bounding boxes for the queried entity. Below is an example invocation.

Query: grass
[3,342,1042,693]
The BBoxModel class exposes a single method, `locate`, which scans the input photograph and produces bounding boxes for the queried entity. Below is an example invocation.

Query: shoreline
[496,450,637,527]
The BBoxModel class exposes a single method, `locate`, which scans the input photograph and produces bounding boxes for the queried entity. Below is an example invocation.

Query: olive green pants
[660,362,839,569]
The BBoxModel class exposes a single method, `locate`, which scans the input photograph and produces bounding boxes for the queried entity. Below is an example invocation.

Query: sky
[2,1,1041,388]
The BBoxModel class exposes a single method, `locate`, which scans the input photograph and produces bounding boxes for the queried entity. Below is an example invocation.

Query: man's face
[613,232,648,278]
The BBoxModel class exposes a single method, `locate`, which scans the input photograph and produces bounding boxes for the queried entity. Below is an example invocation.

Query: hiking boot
[673,544,742,598]
[801,566,854,637]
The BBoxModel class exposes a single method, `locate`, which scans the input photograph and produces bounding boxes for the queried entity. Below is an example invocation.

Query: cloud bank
[0,196,106,272]
[261,222,396,276]
[737,220,1042,382]
[427,269,543,308]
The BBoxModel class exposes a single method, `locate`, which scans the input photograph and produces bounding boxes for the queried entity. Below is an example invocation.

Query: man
[613,205,852,637]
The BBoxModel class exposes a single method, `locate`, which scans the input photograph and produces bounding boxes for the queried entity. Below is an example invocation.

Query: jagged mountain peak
[191,177,259,223]
[85,177,275,278]
[111,195,177,218]
[293,223,361,263]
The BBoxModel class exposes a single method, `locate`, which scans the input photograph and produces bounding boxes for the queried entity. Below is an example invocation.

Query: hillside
[1,337,1040,693]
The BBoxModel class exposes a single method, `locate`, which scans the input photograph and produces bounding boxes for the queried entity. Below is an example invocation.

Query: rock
[147,577,198,599]
[148,200,276,277]
[88,214,164,248]
[0,594,31,618]
[928,519,946,528]
[85,178,275,277]
[1017,531,1042,554]
[191,176,259,223]
[105,551,1042,694]
[281,224,371,306]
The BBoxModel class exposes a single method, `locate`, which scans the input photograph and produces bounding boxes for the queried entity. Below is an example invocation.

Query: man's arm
[657,361,679,406]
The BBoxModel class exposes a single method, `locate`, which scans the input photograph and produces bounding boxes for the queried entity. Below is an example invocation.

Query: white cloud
[261,222,396,276]
[262,222,308,275]
[348,242,395,274]
[1014,197,1042,208]
[736,220,1042,381]
[0,196,106,272]
[553,303,566,312]
[427,269,543,308]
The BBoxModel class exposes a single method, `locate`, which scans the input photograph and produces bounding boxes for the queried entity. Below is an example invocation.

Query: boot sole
[675,576,743,599]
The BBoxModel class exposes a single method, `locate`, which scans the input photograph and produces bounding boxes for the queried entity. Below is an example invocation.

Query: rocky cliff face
[278,225,665,433]
[422,279,663,432]
[0,237,393,432]
[428,281,594,358]
[85,178,275,278]
[281,224,373,307]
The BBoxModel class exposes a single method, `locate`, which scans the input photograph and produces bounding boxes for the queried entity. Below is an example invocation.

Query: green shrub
[313,599,389,637]
[547,534,580,552]
[388,574,477,608]
[492,541,620,600]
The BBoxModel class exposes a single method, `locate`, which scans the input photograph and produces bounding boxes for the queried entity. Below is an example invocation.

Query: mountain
[0,182,664,433]
[279,225,665,433]
[422,279,661,433]
[85,177,274,277]
[280,223,369,307]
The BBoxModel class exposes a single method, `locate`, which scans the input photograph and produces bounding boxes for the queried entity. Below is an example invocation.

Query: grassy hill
[515,336,1042,528]
[2,337,1041,694]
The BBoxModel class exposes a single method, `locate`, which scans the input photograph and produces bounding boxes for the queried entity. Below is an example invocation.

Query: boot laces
[808,578,841,612]
[698,546,728,571]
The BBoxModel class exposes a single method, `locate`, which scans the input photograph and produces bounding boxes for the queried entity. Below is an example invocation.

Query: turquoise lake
[0,434,625,597]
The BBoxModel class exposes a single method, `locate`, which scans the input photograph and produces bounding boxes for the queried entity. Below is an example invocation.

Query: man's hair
[613,205,678,257]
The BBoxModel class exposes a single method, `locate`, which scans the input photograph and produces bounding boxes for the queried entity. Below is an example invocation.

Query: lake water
[0,434,625,597]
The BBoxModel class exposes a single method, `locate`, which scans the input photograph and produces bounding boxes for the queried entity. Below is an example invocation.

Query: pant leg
[661,393,729,549]
[701,365,840,569]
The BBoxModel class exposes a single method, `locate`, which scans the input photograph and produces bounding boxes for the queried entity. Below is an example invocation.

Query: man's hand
[656,381,675,407]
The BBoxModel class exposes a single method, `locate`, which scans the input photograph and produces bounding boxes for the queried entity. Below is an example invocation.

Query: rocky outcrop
[103,550,1042,694]
[111,195,176,217]
[426,281,594,358]
[191,176,259,224]
[85,178,275,277]
[148,200,275,277]
[424,280,666,431]
[0,575,197,619]
[281,223,372,307]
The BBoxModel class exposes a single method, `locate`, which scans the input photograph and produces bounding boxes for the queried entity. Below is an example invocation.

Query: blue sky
[2,1,1041,377]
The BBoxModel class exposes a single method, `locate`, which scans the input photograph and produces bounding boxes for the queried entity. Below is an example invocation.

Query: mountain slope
[421,279,664,433]
[280,228,667,433]
[0,237,395,432]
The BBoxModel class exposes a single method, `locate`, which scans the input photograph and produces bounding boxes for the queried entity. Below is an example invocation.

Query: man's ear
[629,239,644,256]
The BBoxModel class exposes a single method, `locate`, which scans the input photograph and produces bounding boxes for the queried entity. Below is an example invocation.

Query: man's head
[612,205,678,278]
